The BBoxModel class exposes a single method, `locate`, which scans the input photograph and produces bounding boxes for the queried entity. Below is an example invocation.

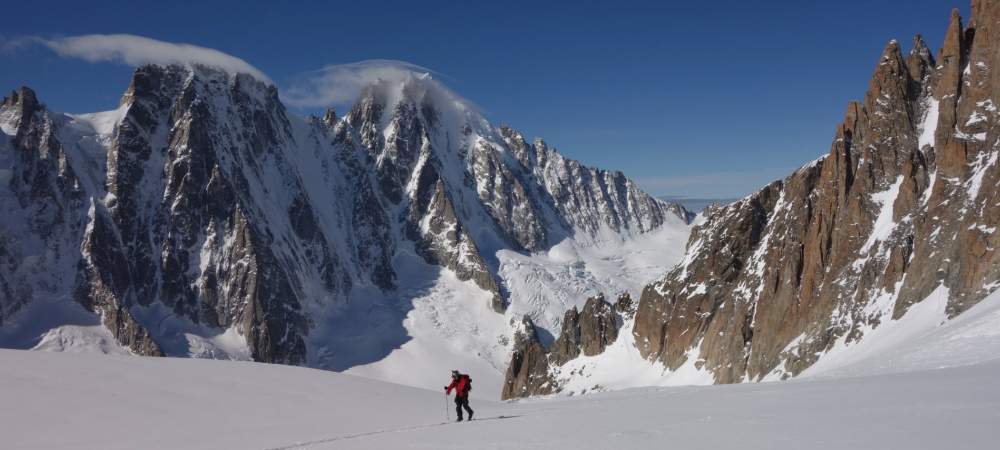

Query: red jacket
[446,375,470,397]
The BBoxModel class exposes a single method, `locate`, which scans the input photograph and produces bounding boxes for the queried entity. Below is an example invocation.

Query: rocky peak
[577,294,619,356]
[934,9,966,99]
[322,107,337,126]
[1,87,39,122]
[346,84,385,134]
[121,64,189,111]
[868,39,914,110]
[907,35,935,89]
[498,125,536,170]
[550,307,582,365]
[506,1,1000,397]
[614,292,634,314]
[345,73,466,136]
[908,34,934,65]
[934,9,974,179]
[531,137,553,168]
[75,62,328,364]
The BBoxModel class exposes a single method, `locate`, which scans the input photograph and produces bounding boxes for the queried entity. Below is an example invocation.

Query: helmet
[451,370,460,378]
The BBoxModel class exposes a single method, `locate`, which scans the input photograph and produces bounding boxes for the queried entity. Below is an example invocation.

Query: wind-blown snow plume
[282,59,473,110]
[35,34,272,83]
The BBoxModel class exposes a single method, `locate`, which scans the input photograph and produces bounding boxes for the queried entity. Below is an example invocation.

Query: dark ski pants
[455,395,473,419]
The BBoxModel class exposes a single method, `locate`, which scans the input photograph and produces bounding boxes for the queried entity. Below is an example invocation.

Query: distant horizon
[657,195,740,201]
[0,0,970,198]
[657,195,739,213]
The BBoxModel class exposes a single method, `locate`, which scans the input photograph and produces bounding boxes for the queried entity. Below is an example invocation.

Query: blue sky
[0,0,968,198]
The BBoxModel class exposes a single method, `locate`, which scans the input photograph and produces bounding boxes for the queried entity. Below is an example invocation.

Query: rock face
[550,307,582,365]
[630,3,1000,384]
[501,316,555,399]
[578,295,619,357]
[504,1,1000,397]
[0,65,687,366]
[502,294,621,399]
[613,292,634,314]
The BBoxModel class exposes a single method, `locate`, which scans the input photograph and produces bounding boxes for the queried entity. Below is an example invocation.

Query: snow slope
[339,252,511,400]
[2,335,998,450]
[3,286,999,449]
[803,285,1000,378]
[500,222,691,336]
[550,280,1000,395]
[339,222,692,398]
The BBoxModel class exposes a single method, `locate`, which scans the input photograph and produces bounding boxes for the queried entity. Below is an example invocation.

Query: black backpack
[461,374,472,393]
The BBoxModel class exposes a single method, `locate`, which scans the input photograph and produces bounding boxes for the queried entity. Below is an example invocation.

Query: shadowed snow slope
[2,286,999,450]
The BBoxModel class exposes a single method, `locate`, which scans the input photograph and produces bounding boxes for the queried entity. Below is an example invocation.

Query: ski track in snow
[3,287,999,449]
[264,416,520,450]
[2,342,998,450]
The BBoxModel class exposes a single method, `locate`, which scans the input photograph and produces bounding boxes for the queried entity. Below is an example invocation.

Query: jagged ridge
[0,65,688,369]
[504,0,1000,398]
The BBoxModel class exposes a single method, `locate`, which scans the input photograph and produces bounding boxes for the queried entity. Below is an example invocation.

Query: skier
[444,370,474,422]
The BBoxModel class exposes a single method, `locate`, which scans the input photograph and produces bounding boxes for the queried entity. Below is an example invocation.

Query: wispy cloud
[9,36,465,112]
[282,59,445,108]
[12,34,271,84]
[0,34,32,53]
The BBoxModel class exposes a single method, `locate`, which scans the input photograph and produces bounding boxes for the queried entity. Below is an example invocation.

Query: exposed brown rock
[628,3,1000,387]
[507,3,1000,394]
[934,8,968,178]
[906,35,935,89]
[550,306,581,365]
[501,316,555,400]
[503,293,622,397]
[614,292,634,314]
[549,294,620,365]
[578,294,619,356]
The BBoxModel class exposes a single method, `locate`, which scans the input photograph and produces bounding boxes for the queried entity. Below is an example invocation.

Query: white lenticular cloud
[40,34,271,84]
[282,59,442,108]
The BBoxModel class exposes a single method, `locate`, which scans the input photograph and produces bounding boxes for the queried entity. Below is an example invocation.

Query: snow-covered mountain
[0,63,692,396]
[504,1,1000,398]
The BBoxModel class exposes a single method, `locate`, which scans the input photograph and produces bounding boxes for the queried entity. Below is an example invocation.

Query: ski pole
[444,391,449,421]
